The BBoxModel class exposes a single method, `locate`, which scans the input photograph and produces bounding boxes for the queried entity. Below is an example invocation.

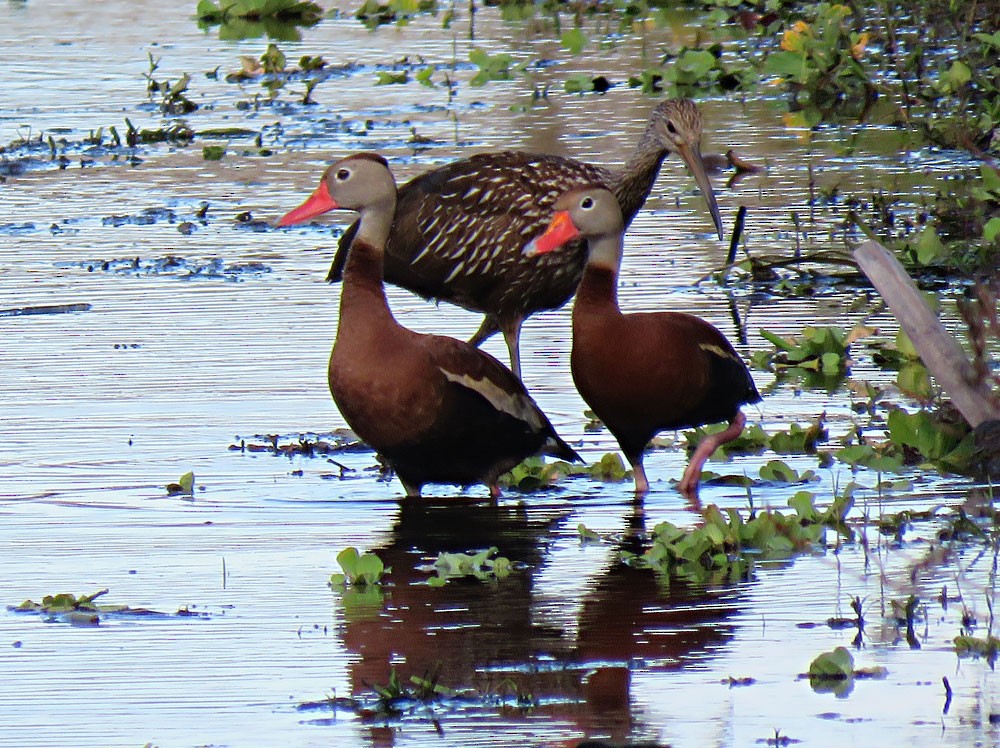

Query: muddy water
[1,2,998,747]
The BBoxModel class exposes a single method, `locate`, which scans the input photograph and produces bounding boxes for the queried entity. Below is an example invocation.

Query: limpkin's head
[277,152,396,227]
[647,98,724,240]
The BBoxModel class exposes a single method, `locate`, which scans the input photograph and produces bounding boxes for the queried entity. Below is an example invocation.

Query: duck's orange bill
[523,211,580,257]
[277,180,338,226]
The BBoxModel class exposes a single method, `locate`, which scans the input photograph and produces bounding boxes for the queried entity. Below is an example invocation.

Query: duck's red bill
[277,180,338,226]
[523,211,579,257]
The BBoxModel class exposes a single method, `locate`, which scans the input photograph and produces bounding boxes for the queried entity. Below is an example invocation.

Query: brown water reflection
[337,498,742,745]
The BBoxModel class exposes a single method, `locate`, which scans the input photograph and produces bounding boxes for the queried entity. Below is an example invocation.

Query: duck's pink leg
[677,411,747,498]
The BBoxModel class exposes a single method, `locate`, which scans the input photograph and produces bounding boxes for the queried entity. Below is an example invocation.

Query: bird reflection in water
[333,497,741,746]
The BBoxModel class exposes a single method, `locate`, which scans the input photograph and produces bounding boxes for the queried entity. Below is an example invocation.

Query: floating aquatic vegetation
[196,0,325,40]
[59,255,272,282]
[330,547,389,587]
[497,452,630,491]
[420,547,513,587]
[165,470,195,497]
[955,633,1000,664]
[626,492,853,585]
[229,429,365,456]
[144,53,199,114]
[10,589,202,625]
[753,324,875,380]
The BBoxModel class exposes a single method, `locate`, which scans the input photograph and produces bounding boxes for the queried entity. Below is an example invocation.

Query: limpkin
[319,98,723,380]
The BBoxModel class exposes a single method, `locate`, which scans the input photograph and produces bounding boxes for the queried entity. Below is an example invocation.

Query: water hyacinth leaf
[415,66,435,87]
[355,552,385,585]
[895,328,919,358]
[469,48,514,86]
[337,546,360,575]
[673,48,717,82]
[760,328,795,352]
[896,361,932,400]
[941,60,972,91]
[955,634,1000,660]
[197,0,224,20]
[166,471,195,496]
[915,226,945,265]
[589,452,630,482]
[759,459,817,484]
[973,31,1000,49]
[203,145,226,160]
[564,75,596,94]
[428,547,510,585]
[376,70,409,85]
[809,646,854,679]
[560,28,587,55]
[788,490,819,520]
[820,351,842,375]
[764,50,808,79]
[984,217,1000,244]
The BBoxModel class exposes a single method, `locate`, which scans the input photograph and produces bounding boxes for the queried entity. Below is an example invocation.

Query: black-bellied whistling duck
[320,98,723,380]
[524,186,760,499]
[277,153,580,499]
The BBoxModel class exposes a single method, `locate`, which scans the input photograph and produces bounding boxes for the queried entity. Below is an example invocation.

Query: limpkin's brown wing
[327,151,614,316]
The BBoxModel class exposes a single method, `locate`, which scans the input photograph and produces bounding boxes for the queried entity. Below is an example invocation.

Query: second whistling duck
[525,186,760,498]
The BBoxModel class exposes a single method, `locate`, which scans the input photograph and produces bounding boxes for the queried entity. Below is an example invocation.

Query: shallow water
[2,2,998,747]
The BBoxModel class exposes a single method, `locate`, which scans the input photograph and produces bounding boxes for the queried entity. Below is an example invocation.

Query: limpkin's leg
[468,314,523,379]
[468,315,501,347]
[677,410,747,498]
[499,316,524,380]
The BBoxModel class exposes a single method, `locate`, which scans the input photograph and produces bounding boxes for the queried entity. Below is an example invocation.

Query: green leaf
[896,361,931,400]
[376,71,409,85]
[820,351,843,375]
[984,217,1000,243]
[560,28,587,55]
[809,646,854,678]
[336,547,360,578]
[355,553,385,584]
[564,74,595,94]
[764,50,810,80]
[202,145,226,161]
[915,226,945,265]
[981,165,1000,192]
[942,60,972,90]
[760,328,795,351]
[415,66,435,88]
[674,49,717,82]
[788,491,818,520]
[972,31,1000,50]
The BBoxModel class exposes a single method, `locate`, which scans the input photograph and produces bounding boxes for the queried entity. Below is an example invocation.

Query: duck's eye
[336,168,351,181]
[581,196,594,210]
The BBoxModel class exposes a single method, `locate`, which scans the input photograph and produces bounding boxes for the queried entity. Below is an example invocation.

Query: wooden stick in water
[853,240,1000,427]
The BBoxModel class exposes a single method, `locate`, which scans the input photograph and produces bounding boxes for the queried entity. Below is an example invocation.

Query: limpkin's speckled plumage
[525,186,758,499]
[323,98,723,380]
[277,152,580,499]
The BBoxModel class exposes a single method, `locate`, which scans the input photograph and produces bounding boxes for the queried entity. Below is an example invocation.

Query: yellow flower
[781,29,805,52]
[851,31,870,60]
